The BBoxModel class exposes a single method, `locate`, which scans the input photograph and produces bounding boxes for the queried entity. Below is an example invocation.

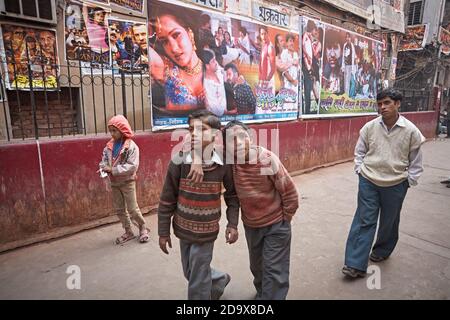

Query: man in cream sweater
[342,89,426,278]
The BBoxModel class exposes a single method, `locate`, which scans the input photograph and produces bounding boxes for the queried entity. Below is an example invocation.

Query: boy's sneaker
[440,179,450,184]
[211,273,231,300]
[342,266,366,278]
[369,252,389,262]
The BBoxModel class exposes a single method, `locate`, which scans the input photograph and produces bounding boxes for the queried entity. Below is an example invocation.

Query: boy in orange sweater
[189,120,299,299]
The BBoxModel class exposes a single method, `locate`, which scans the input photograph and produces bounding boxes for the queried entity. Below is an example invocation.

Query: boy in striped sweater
[158,110,240,300]
[190,120,299,300]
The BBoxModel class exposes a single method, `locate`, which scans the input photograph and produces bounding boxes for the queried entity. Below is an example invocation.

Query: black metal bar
[39,51,51,138]
[130,59,136,131]
[11,61,25,140]
[66,61,75,136]
[90,61,98,134]
[54,49,62,112]
[0,73,10,141]
[25,41,39,140]
[140,67,144,131]
[100,49,107,133]
[112,70,117,115]
[78,59,87,135]
[50,43,64,138]
[121,70,127,117]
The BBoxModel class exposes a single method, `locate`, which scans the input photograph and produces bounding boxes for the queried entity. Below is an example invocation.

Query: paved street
[0,138,449,300]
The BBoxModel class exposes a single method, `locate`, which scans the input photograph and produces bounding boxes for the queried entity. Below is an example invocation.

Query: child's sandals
[139,228,150,243]
[115,232,136,245]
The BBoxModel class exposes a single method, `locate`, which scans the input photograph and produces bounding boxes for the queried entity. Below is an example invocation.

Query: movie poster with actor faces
[301,16,381,116]
[108,18,148,74]
[148,0,299,131]
[0,24,59,90]
[439,26,450,55]
[399,24,428,51]
[65,0,111,67]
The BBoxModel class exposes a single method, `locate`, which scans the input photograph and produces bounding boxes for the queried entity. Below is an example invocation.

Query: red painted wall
[0,111,438,251]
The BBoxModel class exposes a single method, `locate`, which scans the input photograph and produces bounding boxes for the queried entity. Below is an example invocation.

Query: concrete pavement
[0,138,449,299]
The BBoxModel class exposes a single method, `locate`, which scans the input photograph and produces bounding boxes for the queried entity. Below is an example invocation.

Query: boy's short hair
[223,120,250,133]
[222,120,250,144]
[188,110,221,130]
[376,88,403,102]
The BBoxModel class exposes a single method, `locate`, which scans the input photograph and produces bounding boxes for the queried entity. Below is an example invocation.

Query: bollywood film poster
[148,0,300,130]
[301,17,381,116]
[108,18,148,74]
[0,24,59,90]
[399,24,428,51]
[64,0,110,69]
[439,26,450,56]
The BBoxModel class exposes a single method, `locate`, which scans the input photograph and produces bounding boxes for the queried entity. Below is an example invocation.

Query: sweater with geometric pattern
[158,155,240,244]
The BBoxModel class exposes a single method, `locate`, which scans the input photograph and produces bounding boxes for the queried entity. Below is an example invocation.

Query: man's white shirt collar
[185,151,224,166]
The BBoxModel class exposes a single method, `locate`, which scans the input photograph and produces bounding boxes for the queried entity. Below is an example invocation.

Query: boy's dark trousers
[244,220,292,300]
[345,174,409,272]
[179,240,229,300]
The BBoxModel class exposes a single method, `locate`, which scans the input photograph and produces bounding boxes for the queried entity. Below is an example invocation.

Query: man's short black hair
[224,63,239,75]
[188,110,221,130]
[223,120,250,132]
[376,88,403,102]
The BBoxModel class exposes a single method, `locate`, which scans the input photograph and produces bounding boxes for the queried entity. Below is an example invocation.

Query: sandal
[115,232,136,245]
[139,228,150,243]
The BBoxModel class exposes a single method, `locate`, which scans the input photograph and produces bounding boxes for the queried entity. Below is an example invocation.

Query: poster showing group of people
[439,25,450,56]
[301,17,382,116]
[65,0,111,67]
[64,0,147,73]
[399,24,428,51]
[0,24,58,90]
[148,0,300,130]
[108,18,148,73]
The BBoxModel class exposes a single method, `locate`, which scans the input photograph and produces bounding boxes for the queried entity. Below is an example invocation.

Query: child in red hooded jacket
[99,115,149,244]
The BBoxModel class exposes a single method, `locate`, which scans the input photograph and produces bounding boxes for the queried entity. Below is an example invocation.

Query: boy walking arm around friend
[157,110,239,300]
[188,120,299,300]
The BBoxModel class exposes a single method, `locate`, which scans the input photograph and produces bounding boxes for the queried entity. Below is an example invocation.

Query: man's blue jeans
[344,174,409,272]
